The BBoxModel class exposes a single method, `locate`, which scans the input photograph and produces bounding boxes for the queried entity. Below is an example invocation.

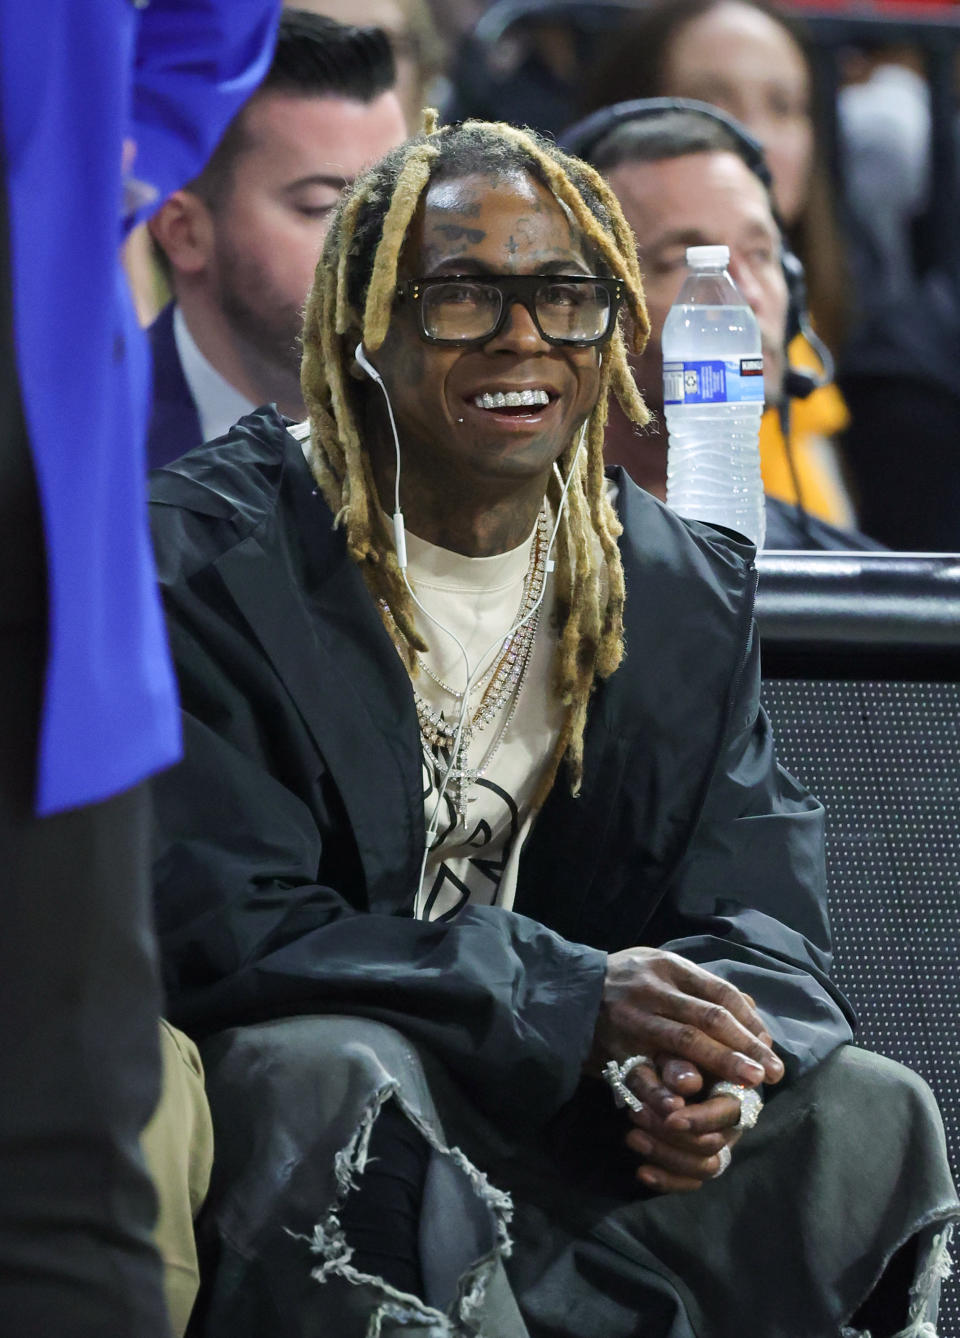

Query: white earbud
[354,343,406,564]
[354,341,384,384]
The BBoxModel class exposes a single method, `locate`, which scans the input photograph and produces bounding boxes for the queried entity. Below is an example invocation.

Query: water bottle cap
[686,244,729,269]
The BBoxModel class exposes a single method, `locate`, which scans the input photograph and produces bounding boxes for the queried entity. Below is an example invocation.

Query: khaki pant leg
[142,1021,214,1338]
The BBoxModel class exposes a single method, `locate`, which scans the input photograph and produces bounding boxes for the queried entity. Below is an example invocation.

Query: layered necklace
[381,507,549,825]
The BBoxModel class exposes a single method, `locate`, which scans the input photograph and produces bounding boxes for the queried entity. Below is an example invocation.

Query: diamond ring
[709,1080,764,1131]
[602,1054,654,1113]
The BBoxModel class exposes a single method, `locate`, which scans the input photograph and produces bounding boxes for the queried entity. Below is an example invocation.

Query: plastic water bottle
[663,244,766,549]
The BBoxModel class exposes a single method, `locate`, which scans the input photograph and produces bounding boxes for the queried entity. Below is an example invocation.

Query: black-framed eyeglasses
[396,274,625,347]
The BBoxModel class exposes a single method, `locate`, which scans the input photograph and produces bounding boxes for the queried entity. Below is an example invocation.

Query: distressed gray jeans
[185,1017,959,1338]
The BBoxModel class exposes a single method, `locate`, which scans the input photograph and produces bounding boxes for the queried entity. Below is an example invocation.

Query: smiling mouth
[471,389,553,415]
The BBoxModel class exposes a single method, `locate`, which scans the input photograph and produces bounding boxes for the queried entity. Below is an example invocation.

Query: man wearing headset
[560,99,879,551]
[148,117,955,1337]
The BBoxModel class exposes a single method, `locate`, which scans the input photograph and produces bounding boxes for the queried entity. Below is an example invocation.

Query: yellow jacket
[759,335,852,525]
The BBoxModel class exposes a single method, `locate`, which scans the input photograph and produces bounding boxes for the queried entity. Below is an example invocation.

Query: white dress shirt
[173,305,257,444]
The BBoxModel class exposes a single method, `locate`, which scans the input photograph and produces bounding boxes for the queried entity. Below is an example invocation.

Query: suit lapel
[146,304,203,470]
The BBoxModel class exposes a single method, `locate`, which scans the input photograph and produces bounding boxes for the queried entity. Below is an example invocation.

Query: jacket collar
[209,413,425,909]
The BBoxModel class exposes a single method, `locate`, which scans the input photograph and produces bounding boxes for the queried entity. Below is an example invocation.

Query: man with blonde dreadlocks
[149,116,957,1338]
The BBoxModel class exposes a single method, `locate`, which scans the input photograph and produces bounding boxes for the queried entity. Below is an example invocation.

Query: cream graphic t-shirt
[403,521,564,920]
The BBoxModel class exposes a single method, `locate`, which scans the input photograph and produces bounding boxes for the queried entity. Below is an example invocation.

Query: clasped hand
[590,947,784,1194]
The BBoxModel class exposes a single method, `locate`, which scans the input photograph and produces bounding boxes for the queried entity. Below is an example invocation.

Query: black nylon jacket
[149,407,854,1130]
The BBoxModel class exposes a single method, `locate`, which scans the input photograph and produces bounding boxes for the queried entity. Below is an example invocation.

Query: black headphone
[558,97,833,401]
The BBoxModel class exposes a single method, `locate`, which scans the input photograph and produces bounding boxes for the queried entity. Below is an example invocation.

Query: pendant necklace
[381,507,549,824]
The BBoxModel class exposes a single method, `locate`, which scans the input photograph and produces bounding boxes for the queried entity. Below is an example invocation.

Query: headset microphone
[780,252,835,401]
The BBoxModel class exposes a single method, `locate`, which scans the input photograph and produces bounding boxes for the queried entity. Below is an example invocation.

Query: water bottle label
[663,358,764,406]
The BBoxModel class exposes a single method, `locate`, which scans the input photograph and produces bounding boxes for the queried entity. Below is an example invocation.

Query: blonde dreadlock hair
[301,115,651,802]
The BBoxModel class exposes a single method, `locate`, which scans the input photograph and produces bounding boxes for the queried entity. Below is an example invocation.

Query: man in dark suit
[146,10,406,469]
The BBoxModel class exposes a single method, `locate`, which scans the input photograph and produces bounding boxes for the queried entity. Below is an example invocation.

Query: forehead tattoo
[432,222,486,246]
[420,175,587,273]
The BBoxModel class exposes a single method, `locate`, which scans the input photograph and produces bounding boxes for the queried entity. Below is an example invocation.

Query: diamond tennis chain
[381,507,549,822]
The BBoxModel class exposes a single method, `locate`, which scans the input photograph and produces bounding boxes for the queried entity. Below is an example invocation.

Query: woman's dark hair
[580,0,850,355]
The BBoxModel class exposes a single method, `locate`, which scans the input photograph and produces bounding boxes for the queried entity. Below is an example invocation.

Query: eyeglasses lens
[538,281,610,340]
[422,282,501,341]
[421,280,611,343]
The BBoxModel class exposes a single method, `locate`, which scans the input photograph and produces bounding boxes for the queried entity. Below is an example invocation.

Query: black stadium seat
[757,551,960,1335]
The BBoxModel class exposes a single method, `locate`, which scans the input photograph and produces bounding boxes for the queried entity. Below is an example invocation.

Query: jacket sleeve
[152,589,606,1130]
[644,618,856,1082]
[129,0,281,225]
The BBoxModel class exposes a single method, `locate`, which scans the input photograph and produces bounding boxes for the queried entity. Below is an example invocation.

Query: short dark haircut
[589,108,759,178]
[588,109,778,222]
[263,10,397,104]
[192,11,397,211]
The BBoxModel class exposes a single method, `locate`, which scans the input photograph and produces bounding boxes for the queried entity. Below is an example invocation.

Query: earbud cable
[359,348,586,916]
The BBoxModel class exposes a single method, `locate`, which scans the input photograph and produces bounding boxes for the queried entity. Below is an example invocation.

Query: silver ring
[709,1080,764,1131]
[712,1144,732,1178]
[602,1054,653,1113]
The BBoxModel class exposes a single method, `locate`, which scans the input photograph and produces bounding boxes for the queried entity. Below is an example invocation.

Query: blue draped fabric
[0,0,279,813]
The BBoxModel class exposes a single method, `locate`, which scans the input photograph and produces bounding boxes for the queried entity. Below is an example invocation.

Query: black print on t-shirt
[423,779,521,918]
[422,864,472,922]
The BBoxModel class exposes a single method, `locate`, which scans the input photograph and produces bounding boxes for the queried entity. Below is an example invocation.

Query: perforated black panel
[762,679,960,1335]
